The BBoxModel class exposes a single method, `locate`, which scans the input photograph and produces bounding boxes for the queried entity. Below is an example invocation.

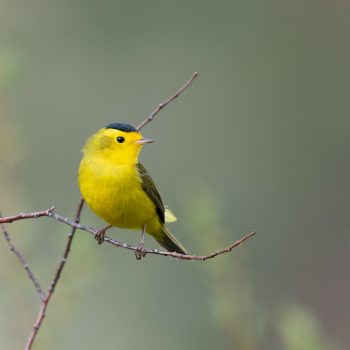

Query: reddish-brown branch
[0,214,46,300]
[0,207,55,224]
[104,231,256,260]
[1,206,255,261]
[136,72,198,131]
[24,198,84,350]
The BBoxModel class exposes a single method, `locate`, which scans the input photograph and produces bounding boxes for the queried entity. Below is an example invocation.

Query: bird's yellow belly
[78,158,156,230]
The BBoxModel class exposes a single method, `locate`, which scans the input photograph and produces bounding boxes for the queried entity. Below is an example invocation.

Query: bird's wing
[136,163,165,223]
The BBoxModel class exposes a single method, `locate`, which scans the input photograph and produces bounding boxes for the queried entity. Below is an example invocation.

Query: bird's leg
[135,225,146,260]
[95,225,113,245]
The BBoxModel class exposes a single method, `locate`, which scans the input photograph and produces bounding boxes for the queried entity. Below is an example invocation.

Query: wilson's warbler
[78,122,187,256]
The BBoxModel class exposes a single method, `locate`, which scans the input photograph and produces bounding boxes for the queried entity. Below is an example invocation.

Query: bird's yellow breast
[78,155,158,230]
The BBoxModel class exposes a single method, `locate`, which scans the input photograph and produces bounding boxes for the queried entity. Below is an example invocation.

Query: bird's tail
[156,226,188,255]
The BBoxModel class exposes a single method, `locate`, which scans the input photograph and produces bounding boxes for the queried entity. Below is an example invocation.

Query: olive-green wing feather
[136,163,187,254]
[136,163,165,223]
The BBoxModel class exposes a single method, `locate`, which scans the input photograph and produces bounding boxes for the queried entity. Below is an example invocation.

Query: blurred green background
[1,1,349,349]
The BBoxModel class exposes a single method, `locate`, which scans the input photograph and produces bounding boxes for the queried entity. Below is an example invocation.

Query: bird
[78,122,187,257]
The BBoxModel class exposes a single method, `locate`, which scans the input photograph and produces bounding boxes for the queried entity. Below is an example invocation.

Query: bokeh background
[1,1,349,349]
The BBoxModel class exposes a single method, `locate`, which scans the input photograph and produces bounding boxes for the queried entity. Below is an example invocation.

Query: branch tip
[136,71,199,131]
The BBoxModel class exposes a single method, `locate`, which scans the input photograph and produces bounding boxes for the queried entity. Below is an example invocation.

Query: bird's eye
[116,136,125,143]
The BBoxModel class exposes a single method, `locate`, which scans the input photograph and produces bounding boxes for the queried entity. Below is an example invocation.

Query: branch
[24,198,84,350]
[0,213,46,300]
[1,206,255,261]
[0,207,55,223]
[104,231,255,260]
[136,72,198,131]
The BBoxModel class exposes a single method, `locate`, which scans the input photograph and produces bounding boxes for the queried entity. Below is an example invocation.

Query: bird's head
[82,123,153,165]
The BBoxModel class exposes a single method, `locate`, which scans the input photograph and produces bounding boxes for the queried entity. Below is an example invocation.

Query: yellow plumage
[78,123,187,254]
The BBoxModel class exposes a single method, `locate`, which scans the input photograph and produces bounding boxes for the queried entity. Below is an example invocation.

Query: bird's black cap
[105,123,137,132]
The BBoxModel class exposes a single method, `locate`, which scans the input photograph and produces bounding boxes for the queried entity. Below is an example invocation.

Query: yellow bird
[78,122,187,256]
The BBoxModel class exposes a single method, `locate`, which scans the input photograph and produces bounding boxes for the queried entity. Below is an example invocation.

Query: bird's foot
[135,242,146,260]
[95,225,112,245]
[135,225,146,260]
[95,230,105,245]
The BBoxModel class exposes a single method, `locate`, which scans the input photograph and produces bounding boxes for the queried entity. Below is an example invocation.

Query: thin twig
[136,72,198,131]
[0,207,55,224]
[0,213,46,301]
[104,231,256,260]
[24,198,84,350]
[1,206,255,261]
[49,210,255,259]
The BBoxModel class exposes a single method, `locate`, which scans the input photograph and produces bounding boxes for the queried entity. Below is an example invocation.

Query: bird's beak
[135,137,154,145]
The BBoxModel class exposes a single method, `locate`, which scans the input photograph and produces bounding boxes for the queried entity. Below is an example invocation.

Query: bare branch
[0,213,46,300]
[50,210,255,259]
[104,231,256,260]
[136,72,198,131]
[24,198,84,350]
[0,207,55,224]
[1,205,255,261]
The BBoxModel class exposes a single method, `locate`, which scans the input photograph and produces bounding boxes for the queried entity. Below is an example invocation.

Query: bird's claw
[95,229,106,245]
[135,243,146,260]
[94,225,113,245]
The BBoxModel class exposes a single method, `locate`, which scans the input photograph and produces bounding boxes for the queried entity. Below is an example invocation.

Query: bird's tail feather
[156,226,187,255]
